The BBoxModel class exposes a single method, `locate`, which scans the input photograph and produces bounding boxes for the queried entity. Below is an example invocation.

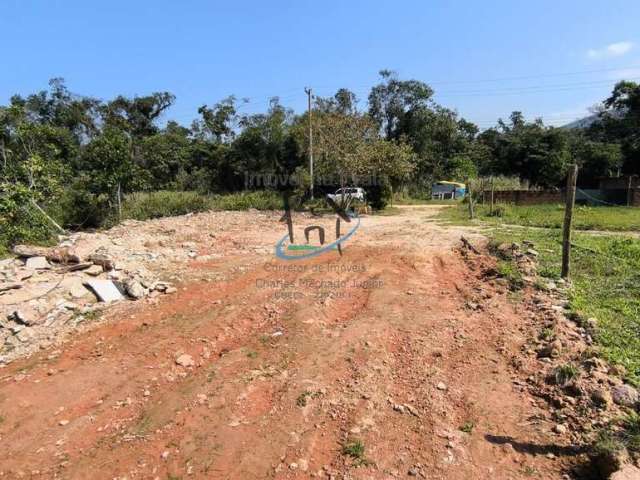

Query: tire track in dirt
[0,207,575,479]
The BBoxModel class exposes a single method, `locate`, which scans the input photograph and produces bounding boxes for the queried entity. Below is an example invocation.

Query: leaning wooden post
[489,176,495,215]
[117,182,122,222]
[466,178,475,219]
[561,164,578,279]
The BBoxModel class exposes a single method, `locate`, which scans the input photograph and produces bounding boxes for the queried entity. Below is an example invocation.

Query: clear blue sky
[2,0,640,129]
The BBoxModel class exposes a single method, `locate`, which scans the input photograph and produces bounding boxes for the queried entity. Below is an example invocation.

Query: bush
[120,190,284,222]
[0,183,56,253]
[209,190,282,211]
[51,188,111,229]
[121,191,213,221]
[367,179,393,210]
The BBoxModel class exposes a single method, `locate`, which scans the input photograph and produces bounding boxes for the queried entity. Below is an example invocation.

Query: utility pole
[561,164,578,279]
[304,87,314,199]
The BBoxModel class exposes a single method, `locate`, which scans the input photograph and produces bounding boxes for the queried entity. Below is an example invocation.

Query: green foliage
[441,203,640,231]
[459,421,475,433]
[120,191,215,221]
[441,203,640,384]
[119,190,283,222]
[622,412,640,453]
[1,75,638,254]
[0,182,55,252]
[589,81,640,175]
[296,390,317,407]
[209,191,282,211]
[553,364,579,385]
[342,438,366,461]
[478,112,572,187]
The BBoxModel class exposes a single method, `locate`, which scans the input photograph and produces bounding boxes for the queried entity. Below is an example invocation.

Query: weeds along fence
[480,188,640,207]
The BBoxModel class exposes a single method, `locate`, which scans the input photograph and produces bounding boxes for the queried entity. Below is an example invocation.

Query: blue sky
[2,0,640,129]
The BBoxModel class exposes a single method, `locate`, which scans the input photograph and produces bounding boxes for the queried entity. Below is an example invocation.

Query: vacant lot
[0,206,601,479]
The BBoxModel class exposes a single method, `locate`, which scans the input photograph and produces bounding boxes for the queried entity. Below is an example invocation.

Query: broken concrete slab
[85,265,104,276]
[84,280,125,303]
[25,256,51,270]
[124,280,147,299]
[87,253,115,271]
[13,245,80,264]
[12,245,49,258]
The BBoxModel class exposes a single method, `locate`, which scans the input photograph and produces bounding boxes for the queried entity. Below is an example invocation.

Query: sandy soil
[0,206,579,479]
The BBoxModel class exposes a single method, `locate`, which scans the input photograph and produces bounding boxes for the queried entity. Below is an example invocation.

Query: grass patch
[459,421,474,433]
[495,259,524,290]
[553,364,579,385]
[296,390,319,407]
[439,203,640,232]
[441,203,640,385]
[120,190,284,222]
[539,327,556,342]
[341,438,371,466]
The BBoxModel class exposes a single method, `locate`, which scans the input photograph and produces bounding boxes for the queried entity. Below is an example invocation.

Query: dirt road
[0,206,576,479]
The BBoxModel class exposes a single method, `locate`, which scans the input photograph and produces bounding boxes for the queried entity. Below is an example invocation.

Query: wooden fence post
[561,164,578,279]
[466,178,474,219]
[490,176,495,215]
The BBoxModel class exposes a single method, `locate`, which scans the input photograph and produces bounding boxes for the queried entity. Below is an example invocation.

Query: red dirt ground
[0,206,579,479]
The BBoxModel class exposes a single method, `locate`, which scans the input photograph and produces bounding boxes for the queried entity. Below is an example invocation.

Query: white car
[327,187,366,205]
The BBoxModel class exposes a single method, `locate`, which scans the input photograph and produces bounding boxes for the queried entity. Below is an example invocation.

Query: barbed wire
[576,188,625,207]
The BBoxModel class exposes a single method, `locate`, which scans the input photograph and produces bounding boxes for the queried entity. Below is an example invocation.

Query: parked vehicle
[326,187,366,205]
[431,181,466,200]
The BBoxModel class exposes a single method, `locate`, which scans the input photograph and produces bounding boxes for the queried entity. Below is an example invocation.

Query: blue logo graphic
[275,194,361,261]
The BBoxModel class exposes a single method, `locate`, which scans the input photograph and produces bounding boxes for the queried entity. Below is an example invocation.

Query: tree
[368,70,434,140]
[478,112,572,187]
[78,128,140,198]
[589,81,640,174]
[315,89,359,115]
[193,96,238,143]
[101,92,175,138]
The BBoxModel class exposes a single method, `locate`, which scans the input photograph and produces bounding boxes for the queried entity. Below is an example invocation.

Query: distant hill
[562,109,626,129]
[561,114,600,130]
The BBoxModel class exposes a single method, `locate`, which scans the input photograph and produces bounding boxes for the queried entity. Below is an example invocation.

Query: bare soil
[0,206,580,479]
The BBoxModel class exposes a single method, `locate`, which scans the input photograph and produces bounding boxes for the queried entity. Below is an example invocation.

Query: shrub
[209,190,282,211]
[0,183,56,252]
[367,179,393,210]
[121,191,213,221]
[553,364,579,385]
[342,438,365,460]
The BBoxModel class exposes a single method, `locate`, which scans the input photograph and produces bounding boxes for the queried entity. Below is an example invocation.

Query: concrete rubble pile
[0,229,179,364]
[0,210,283,364]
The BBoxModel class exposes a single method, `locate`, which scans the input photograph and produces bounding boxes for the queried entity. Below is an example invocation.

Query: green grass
[119,190,284,222]
[553,364,580,385]
[342,438,368,465]
[439,203,640,232]
[459,421,475,433]
[441,203,640,385]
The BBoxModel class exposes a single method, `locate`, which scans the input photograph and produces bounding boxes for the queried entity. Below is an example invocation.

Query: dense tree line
[1,71,638,247]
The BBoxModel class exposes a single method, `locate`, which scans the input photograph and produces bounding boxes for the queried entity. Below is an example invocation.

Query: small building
[431,181,466,200]
[598,174,639,190]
